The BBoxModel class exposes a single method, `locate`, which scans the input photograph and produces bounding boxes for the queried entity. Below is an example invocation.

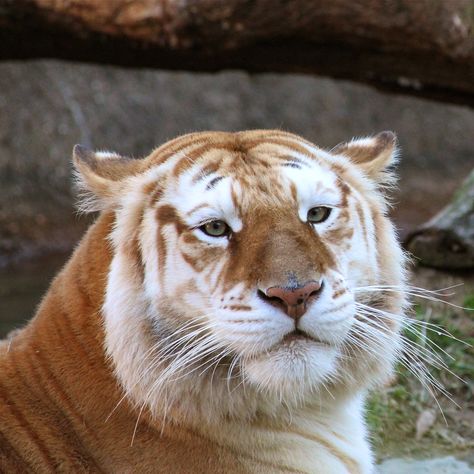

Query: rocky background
[1,60,473,266]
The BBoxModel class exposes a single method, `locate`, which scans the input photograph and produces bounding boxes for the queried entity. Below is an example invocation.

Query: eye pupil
[307,207,331,224]
[201,220,230,237]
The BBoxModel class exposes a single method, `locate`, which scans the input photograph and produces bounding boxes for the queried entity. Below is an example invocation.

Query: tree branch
[406,169,474,270]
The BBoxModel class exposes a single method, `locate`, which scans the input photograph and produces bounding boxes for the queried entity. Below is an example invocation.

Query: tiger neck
[8,212,132,432]
[199,398,373,473]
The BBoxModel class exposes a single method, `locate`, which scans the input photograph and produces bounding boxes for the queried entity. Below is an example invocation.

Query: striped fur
[0,130,406,473]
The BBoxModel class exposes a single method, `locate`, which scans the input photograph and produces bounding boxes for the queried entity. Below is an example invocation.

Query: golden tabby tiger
[0,130,406,473]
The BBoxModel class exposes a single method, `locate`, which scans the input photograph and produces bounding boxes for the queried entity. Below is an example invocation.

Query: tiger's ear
[72,145,141,212]
[332,131,398,184]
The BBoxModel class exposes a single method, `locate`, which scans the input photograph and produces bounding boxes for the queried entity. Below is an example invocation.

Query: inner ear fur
[332,131,398,183]
[72,144,142,212]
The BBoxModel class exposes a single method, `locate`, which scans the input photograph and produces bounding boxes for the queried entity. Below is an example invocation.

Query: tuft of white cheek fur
[103,252,155,404]
[140,207,162,301]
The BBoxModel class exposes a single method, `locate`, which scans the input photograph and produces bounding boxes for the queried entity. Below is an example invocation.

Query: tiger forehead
[189,147,306,179]
[183,142,319,186]
[179,153,343,219]
[152,133,348,224]
[160,133,318,179]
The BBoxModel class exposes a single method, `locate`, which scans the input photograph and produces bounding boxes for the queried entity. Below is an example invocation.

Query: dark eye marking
[206,176,225,190]
[282,161,302,169]
[281,156,311,169]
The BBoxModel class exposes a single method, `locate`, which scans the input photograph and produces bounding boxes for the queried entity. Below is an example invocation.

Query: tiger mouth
[281,329,329,346]
[245,330,331,361]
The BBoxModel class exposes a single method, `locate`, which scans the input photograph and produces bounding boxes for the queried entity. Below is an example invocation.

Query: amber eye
[307,207,331,224]
[200,220,231,237]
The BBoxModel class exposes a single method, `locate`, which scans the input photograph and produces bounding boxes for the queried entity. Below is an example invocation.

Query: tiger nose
[264,281,323,320]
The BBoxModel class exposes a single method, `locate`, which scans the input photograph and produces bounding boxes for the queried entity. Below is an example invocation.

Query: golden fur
[0,130,406,473]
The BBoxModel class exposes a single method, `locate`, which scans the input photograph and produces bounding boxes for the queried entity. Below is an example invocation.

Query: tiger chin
[0,130,407,473]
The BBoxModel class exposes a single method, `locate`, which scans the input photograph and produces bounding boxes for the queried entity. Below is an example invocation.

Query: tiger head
[73,130,406,423]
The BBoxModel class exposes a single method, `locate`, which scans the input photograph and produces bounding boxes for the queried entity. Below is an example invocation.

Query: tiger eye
[201,220,230,237]
[307,207,331,224]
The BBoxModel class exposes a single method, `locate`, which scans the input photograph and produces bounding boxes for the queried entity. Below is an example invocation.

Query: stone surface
[1,60,473,266]
[379,456,474,474]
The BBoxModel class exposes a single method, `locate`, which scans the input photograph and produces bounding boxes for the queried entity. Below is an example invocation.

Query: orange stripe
[270,426,359,474]
[31,339,101,445]
[146,133,211,167]
[0,430,33,473]
[25,348,103,471]
[249,138,318,160]
[56,304,98,370]
[0,377,56,470]
[172,142,237,177]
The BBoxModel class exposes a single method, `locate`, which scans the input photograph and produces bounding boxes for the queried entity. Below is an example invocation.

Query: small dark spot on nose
[259,280,324,320]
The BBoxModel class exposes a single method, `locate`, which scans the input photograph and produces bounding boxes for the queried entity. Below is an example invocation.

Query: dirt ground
[371,266,474,461]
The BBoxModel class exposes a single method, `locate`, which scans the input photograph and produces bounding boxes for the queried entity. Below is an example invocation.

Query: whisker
[130,403,146,447]
[356,302,469,347]
[349,308,461,421]
[354,284,470,311]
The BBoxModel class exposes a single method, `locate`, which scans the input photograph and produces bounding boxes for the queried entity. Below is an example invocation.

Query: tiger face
[74,130,406,422]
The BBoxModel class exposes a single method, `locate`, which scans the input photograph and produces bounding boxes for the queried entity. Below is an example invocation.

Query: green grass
[464,295,474,311]
[366,294,474,458]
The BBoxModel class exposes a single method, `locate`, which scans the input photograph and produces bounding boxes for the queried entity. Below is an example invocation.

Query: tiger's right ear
[72,145,142,212]
[331,131,399,186]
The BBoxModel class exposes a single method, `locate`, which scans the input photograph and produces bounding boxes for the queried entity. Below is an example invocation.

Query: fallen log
[406,168,474,270]
[0,0,473,106]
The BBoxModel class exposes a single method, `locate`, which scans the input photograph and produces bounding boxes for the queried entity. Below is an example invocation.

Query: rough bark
[406,169,474,270]
[0,0,473,106]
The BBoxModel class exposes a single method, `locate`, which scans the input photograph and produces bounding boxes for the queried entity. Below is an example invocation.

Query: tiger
[0,130,407,473]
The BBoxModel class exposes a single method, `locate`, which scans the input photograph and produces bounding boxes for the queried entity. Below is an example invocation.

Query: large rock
[378,456,474,474]
[1,61,473,266]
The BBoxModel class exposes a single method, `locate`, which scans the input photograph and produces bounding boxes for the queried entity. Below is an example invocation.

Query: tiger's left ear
[72,144,142,212]
[332,131,399,184]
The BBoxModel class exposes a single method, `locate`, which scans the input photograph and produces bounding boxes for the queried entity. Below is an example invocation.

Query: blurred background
[0,0,473,470]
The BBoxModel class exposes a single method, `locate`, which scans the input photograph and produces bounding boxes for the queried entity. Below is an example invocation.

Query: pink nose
[265,281,323,320]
